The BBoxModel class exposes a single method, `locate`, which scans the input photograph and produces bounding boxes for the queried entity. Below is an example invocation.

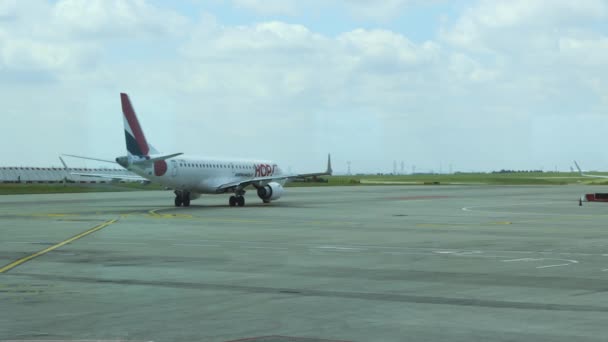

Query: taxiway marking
[172,243,220,248]
[501,257,579,269]
[0,219,118,274]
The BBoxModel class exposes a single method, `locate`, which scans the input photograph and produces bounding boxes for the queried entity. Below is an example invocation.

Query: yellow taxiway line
[0,218,118,274]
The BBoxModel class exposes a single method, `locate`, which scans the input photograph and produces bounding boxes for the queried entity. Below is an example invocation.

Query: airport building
[0,166,137,183]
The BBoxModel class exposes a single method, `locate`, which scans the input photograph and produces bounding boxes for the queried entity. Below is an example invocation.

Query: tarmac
[1,185,608,342]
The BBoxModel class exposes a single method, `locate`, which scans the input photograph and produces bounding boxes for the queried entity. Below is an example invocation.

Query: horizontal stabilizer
[132,153,183,165]
[62,154,117,164]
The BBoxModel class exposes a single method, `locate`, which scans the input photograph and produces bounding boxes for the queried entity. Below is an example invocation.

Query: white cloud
[51,0,190,39]
[437,0,608,119]
[228,0,440,20]
[0,0,189,76]
[179,20,442,118]
[232,0,297,15]
[441,0,608,52]
[339,0,432,20]
[448,53,499,83]
[559,36,608,66]
[1,1,608,171]
[338,29,440,66]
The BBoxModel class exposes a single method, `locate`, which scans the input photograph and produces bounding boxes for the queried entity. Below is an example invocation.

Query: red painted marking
[254,163,275,177]
[154,160,168,177]
[225,336,352,342]
[387,196,450,201]
[121,93,149,156]
[585,193,608,202]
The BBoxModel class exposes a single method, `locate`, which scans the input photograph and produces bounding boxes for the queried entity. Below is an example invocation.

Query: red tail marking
[121,93,150,156]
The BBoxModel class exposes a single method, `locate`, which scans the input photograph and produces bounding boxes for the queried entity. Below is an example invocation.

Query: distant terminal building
[0,166,137,184]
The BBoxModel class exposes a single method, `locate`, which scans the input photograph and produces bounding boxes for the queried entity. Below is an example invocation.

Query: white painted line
[94,237,608,258]
[502,258,540,262]
[172,243,220,247]
[502,258,578,269]
[317,246,364,251]
[381,251,431,256]
[537,263,572,269]
[461,202,576,216]
[433,250,482,256]
[454,251,482,255]
[242,246,288,250]
[87,242,147,246]
[383,251,504,259]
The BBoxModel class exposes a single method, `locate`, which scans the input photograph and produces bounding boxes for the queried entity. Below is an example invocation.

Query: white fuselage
[126,156,285,194]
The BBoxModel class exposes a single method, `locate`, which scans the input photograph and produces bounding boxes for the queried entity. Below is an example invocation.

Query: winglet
[59,156,73,182]
[327,153,333,175]
[59,156,68,170]
[572,161,608,179]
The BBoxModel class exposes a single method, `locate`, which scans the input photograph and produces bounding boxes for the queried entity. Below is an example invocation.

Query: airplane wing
[68,172,147,181]
[216,154,333,193]
[574,160,608,179]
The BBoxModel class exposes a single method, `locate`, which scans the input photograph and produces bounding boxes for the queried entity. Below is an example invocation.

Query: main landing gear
[229,190,246,207]
[229,196,245,207]
[174,190,191,207]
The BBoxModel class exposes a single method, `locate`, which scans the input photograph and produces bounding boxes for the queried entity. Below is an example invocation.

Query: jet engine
[257,182,284,202]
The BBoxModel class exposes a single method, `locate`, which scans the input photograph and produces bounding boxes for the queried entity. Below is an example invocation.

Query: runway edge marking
[0,218,118,274]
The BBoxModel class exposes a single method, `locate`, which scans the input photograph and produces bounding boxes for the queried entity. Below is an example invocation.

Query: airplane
[573,161,608,206]
[574,161,608,179]
[65,93,332,207]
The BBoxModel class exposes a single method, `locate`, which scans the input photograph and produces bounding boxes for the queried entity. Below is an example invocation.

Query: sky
[1,0,608,173]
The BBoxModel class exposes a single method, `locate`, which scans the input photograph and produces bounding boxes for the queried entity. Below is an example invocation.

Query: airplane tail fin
[327,153,333,175]
[121,93,159,157]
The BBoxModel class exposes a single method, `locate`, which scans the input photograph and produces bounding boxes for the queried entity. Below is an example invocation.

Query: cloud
[1,0,608,171]
[339,0,432,20]
[0,0,189,78]
[559,35,608,67]
[51,0,190,39]
[441,0,608,52]
[228,0,441,20]
[231,0,297,16]
[437,0,608,119]
[178,19,443,123]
